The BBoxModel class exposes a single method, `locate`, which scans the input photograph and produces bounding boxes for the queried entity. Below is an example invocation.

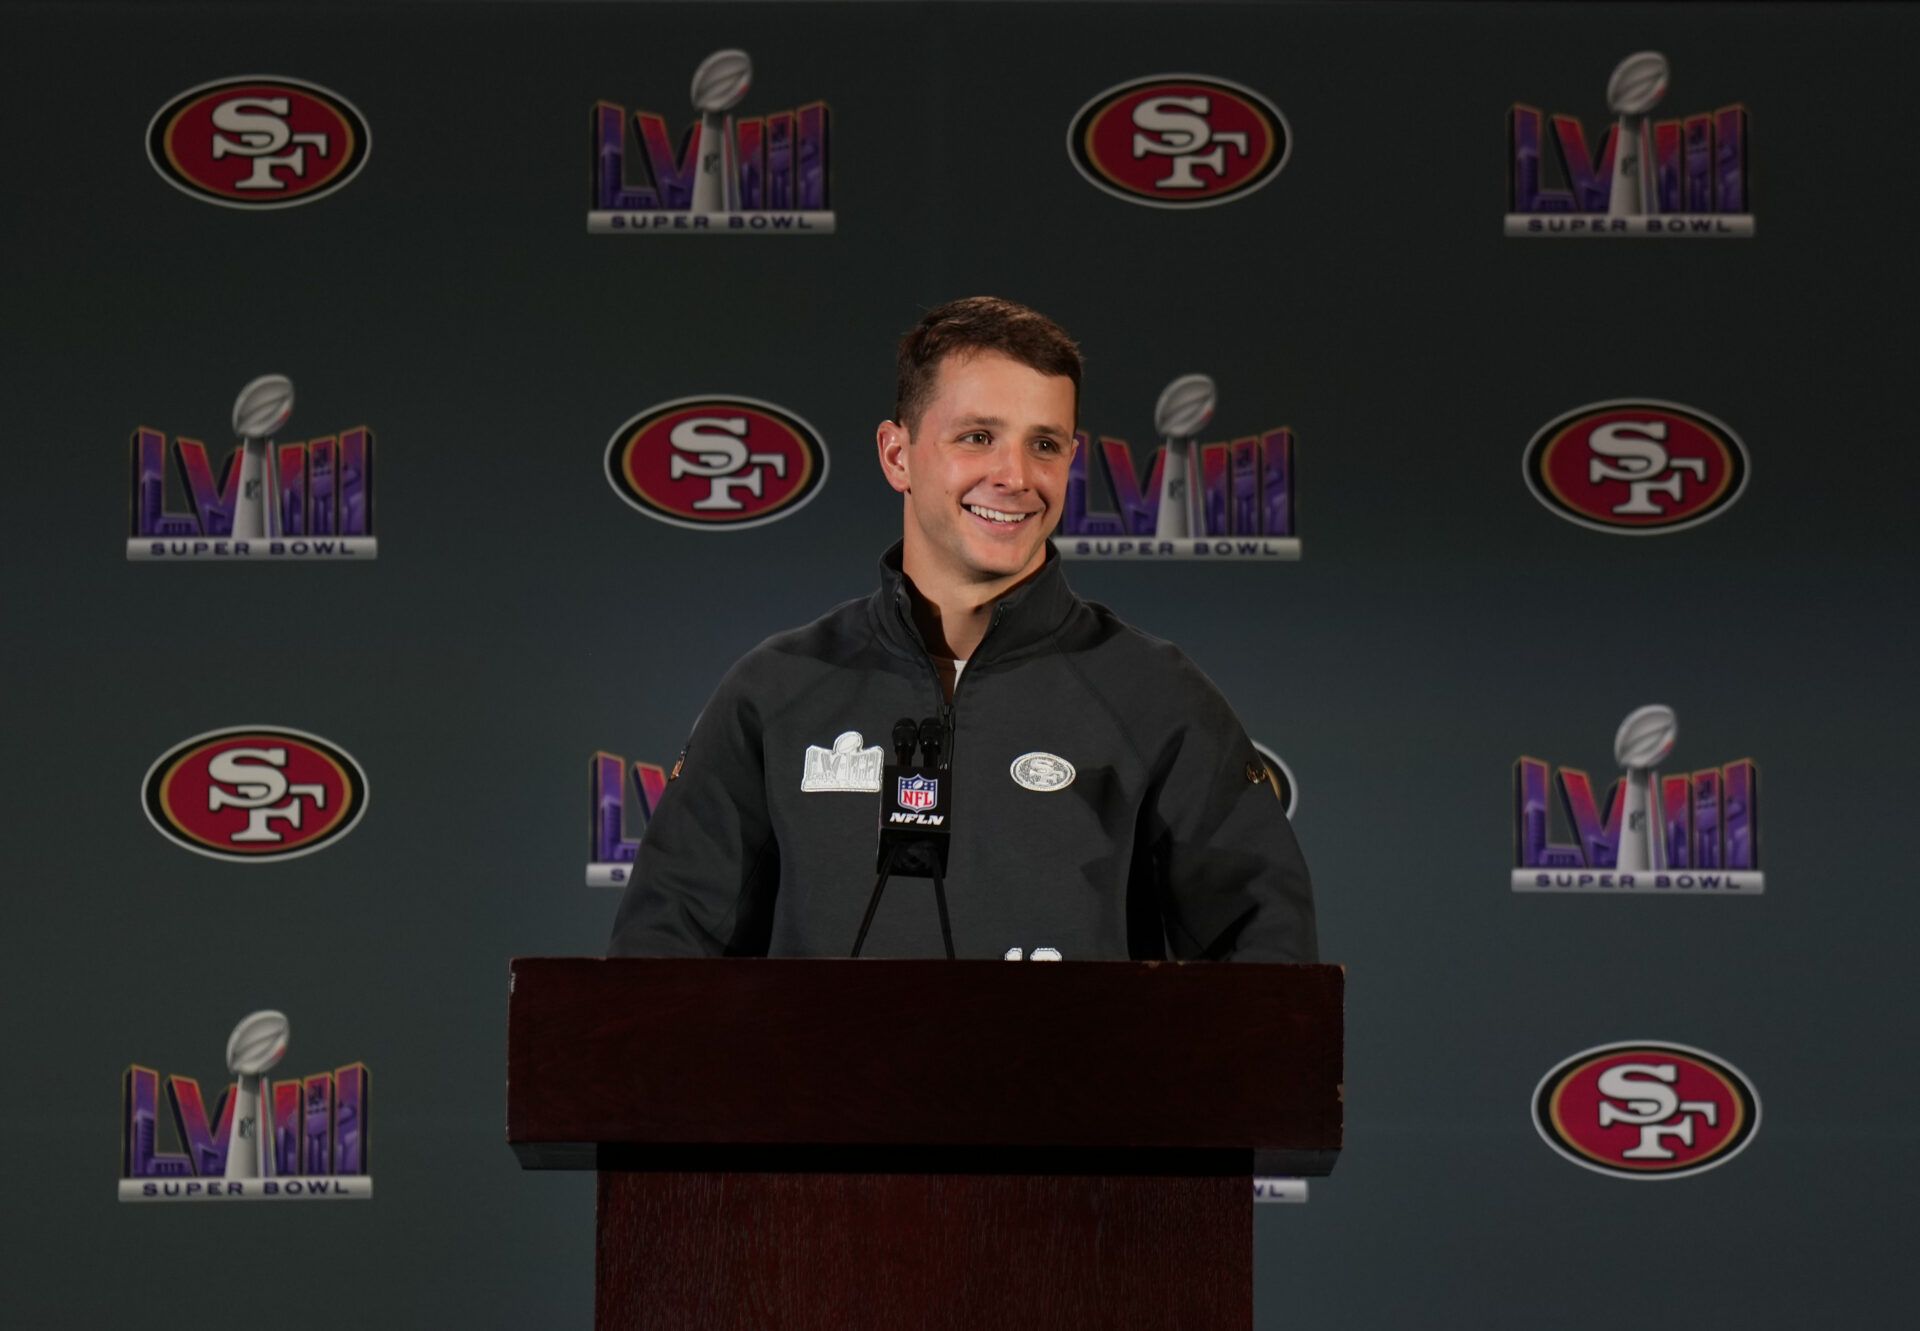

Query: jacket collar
[872,540,1078,667]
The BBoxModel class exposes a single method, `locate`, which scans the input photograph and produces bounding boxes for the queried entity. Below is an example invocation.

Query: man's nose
[989,441,1031,490]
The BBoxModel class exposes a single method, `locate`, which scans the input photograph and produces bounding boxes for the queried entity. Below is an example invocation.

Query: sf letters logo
[145,727,367,862]
[607,397,827,530]
[1071,76,1287,208]
[1586,420,1708,517]
[1535,1041,1757,1178]
[1523,401,1746,535]
[668,416,790,512]
[1131,95,1247,190]
[1593,1061,1719,1160]
[209,97,331,192]
[205,747,326,844]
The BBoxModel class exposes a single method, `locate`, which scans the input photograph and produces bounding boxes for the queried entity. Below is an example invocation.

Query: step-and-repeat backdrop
[6,1,1914,1325]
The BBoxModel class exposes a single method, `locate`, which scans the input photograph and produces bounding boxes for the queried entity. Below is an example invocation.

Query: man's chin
[962,535,1047,582]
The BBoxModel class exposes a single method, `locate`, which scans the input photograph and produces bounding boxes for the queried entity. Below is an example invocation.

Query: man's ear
[876,419,912,495]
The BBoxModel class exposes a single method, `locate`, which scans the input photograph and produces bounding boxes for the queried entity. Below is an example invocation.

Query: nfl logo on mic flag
[897,774,939,812]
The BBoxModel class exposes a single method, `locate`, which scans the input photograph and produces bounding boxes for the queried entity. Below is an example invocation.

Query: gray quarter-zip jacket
[608,543,1316,961]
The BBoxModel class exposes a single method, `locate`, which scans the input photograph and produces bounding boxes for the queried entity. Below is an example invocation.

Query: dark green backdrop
[3,1,1914,1325]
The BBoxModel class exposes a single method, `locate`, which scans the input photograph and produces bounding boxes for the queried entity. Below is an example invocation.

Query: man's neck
[899,546,1041,662]
[903,576,996,663]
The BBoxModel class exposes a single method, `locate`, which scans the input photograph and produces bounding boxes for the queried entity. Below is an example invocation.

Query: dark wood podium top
[508,957,1342,1177]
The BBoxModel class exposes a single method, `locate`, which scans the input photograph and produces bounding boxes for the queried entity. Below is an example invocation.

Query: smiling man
[609,296,1316,962]
[875,304,1080,700]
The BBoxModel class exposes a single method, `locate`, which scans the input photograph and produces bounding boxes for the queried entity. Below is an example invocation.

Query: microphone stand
[918,715,955,958]
[850,716,956,960]
[850,852,896,958]
[929,871,954,959]
[851,850,955,960]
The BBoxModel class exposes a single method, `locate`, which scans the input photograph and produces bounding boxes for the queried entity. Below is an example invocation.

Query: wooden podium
[508,958,1342,1330]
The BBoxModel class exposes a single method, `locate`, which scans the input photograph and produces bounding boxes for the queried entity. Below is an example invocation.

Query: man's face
[878,350,1077,590]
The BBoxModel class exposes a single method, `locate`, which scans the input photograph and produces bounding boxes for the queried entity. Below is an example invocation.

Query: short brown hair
[894,297,1083,431]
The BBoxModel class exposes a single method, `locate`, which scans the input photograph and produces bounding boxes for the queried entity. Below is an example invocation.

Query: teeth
[967,504,1031,524]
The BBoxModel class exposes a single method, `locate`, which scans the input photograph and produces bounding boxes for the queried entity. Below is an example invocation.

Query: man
[609,297,1316,961]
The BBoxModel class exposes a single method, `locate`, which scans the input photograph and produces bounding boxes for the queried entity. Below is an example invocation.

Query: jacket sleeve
[1138,661,1318,963]
[606,663,780,957]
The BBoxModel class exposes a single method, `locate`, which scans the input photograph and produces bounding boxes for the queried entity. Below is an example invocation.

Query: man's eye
[1032,437,1060,454]
[960,431,990,445]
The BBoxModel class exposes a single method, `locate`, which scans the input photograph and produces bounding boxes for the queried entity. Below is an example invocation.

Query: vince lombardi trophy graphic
[230,374,295,541]
[1613,704,1676,872]
[689,49,751,215]
[1153,374,1216,541]
[222,1010,289,1180]
[1605,51,1668,218]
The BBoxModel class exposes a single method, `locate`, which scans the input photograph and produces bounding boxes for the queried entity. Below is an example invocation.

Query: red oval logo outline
[1067,74,1289,208]
[147,76,371,209]
[604,396,830,531]
[1532,1041,1760,1180]
[1523,399,1748,535]
[142,726,369,862]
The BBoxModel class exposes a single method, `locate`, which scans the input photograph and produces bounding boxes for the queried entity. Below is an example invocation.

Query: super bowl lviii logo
[1523,400,1746,535]
[592,49,832,233]
[122,1010,370,1201]
[1056,375,1297,560]
[606,396,828,529]
[1534,1042,1758,1180]
[130,375,376,560]
[144,727,369,862]
[1069,74,1288,208]
[589,750,671,887]
[1514,705,1761,893]
[1507,52,1751,237]
[148,76,369,209]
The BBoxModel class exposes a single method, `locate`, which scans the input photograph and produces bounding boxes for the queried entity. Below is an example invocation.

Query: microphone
[851,713,957,958]
[891,717,919,766]
[917,715,946,770]
[877,717,952,875]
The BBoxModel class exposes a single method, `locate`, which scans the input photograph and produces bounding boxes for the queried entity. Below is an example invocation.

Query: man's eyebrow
[952,413,1071,437]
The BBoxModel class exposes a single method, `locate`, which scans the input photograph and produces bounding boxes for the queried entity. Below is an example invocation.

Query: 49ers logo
[605,396,828,530]
[1534,1041,1759,1180]
[1068,75,1289,208]
[1524,400,1748,534]
[143,727,368,862]
[148,76,370,209]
